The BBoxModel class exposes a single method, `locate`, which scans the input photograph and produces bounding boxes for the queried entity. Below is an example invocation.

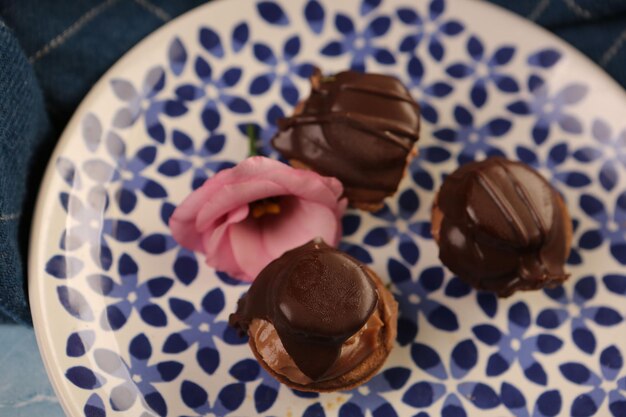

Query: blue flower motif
[56,156,82,189]
[516,141,592,190]
[157,128,235,190]
[604,273,626,299]
[339,212,375,265]
[57,286,95,322]
[473,301,563,386]
[499,384,563,417]
[339,367,411,417]
[178,359,278,416]
[65,366,106,390]
[389,261,459,345]
[304,0,325,34]
[363,188,430,265]
[407,153,438,192]
[396,0,464,61]
[249,35,315,105]
[168,37,188,76]
[110,66,187,143]
[579,118,626,191]
[433,104,511,164]
[527,48,562,69]
[238,104,287,159]
[256,1,289,26]
[220,359,280,415]
[578,191,626,265]
[162,287,245,379]
[83,134,167,214]
[59,188,141,270]
[560,345,626,417]
[87,252,173,330]
[291,390,327,417]
[136,202,200,286]
[83,393,107,417]
[403,339,503,414]
[230,22,250,53]
[66,330,95,358]
[404,55,453,124]
[537,276,623,355]
[437,275,500,324]
[46,254,84,280]
[446,36,518,107]
[320,0,395,72]
[93,333,182,416]
[175,56,252,132]
[507,75,587,145]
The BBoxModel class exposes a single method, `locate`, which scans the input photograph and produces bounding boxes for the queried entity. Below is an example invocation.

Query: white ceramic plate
[30,0,626,416]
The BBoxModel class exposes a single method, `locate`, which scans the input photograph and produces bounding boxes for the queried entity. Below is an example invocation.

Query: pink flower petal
[195,180,288,232]
[170,214,204,252]
[228,217,274,280]
[218,198,342,280]
[260,168,345,208]
[169,156,347,282]
[259,197,341,260]
[171,157,286,221]
[203,205,251,280]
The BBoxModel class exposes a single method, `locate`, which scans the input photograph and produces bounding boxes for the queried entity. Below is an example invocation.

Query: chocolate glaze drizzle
[436,157,570,296]
[272,68,421,205]
[229,239,378,381]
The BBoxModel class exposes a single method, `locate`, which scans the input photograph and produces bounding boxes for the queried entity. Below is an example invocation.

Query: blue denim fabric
[0,0,624,324]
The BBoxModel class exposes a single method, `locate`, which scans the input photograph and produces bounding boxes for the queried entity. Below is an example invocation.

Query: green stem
[247,124,258,157]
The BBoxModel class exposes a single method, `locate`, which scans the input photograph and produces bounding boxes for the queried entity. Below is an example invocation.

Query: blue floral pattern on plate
[29,0,626,416]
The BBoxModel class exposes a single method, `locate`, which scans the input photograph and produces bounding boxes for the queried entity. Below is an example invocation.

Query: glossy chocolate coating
[229,239,378,381]
[272,68,420,205]
[435,157,570,296]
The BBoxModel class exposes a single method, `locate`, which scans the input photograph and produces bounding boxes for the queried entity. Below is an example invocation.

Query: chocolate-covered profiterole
[272,68,421,211]
[229,239,397,391]
[432,157,572,297]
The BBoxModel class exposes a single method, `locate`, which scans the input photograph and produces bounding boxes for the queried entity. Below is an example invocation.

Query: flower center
[608,221,621,233]
[250,197,281,219]
[408,294,420,304]
[132,374,142,383]
[543,102,555,115]
[204,83,219,100]
[127,292,137,303]
[600,380,614,393]
[510,339,521,351]
[353,37,366,50]
[473,64,488,79]
[275,61,289,76]
[199,323,211,333]
[467,131,481,143]
[358,386,370,396]
[422,20,438,35]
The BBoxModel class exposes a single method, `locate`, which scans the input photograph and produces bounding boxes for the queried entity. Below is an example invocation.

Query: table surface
[0,326,64,417]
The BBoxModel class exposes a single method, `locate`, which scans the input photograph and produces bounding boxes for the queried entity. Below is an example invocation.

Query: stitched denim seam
[601,28,626,66]
[133,0,171,22]
[528,0,551,21]
[28,0,121,63]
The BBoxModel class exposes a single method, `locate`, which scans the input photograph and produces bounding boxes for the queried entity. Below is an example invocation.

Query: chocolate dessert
[431,157,572,297]
[272,68,421,211]
[229,239,397,392]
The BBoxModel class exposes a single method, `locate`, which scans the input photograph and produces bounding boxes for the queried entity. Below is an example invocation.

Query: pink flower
[169,156,347,282]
